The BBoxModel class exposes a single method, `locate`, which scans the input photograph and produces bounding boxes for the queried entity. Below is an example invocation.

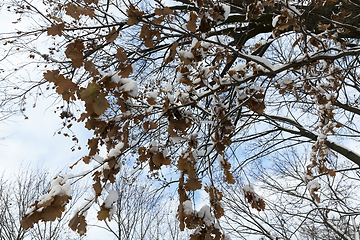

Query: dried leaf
[106,27,118,43]
[328,169,336,177]
[127,5,144,25]
[84,0,98,4]
[149,121,158,129]
[199,16,211,33]
[140,24,155,48]
[318,23,331,31]
[84,61,99,77]
[65,39,84,68]
[152,16,164,24]
[164,41,178,64]
[80,82,100,101]
[21,194,71,230]
[65,4,94,20]
[154,7,173,15]
[93,92,109,115]
[88,138,99,156]
[185,177,202,191]
[47,23,65,36]
[97,208,110,221]
[243,187,266,211]
[69,213,87,236]
[119,64,133,78]
[187,12,197,32]
[43,70,77,101]
[115,47,128,62]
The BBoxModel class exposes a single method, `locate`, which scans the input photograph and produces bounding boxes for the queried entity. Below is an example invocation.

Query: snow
[196,205,214,226]
[29,174,72,211]
[171,136,184,143]
[243,185,255,193]
[303,173,313,182]
[146,106,153,113]
[111,73,120,83]
[109,73,138,97]
[178,50,194,59]
[230,64,246,72]
[307,179,321,192]
[317,133,327,142]
[107,142,124,158]
[104,190,118,208]
[92,154,105,163]
[148,91,158,99]
[119,78,138,97]
[221,4,231,20]
[196,150,206,156]
[183,200,193,215]
[150,140,159,153]
[220,76,231,85]
[167,93,176,104]
[272,15,281,27]
[237,91,247,101]
[248,55,274,70]
[217,155,225,168]
[278,77,293,85]
[163,82,172,92]
[191,38,198,48]
[287,5,302,16]
[199,66,210,77]
[224,234,232,240]
[200,41,211,48]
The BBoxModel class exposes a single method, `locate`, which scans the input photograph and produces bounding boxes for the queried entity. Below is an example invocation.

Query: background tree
[219,147,360,239]
[0,166,86,240]
[96,166,190,240]
[1,0,360,239]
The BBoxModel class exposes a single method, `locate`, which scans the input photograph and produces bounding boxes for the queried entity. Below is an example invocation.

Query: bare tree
[0,166,86,240]
[92,166,189,240]
[219,147,360,240]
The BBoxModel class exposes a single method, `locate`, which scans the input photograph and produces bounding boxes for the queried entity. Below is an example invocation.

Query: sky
[0,53,117,240]
[0,4,124,239]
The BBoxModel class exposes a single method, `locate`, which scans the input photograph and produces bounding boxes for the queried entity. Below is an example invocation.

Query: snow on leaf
[119,78,138,97]
[243,185,265,211]
[183,200,193,216]
[21,176,72,230]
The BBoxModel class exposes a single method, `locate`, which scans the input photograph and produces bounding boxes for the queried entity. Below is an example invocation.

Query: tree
[219,147,360,239]
[96,166,190,240]
[0,166,85,240]
[1,0,360,238]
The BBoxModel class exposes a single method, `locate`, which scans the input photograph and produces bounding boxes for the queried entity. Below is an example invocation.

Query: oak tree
[1,0,360,239]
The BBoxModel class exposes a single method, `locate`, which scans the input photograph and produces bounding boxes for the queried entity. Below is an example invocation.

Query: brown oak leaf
[47,23,65,36]
[65,39,84,68]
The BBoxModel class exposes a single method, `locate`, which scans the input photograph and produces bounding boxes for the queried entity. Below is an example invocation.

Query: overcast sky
[0,4,124,239]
